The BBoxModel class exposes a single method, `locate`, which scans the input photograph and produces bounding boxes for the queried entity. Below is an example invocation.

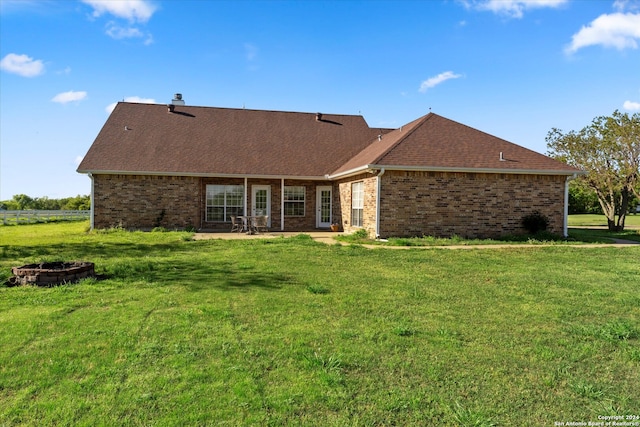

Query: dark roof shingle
[78,104,580,178]
[331,113,580,176]
[78,103,381,177]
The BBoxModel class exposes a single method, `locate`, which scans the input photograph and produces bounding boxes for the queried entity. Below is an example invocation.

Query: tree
[568,183,601,214]
[12,194,34,210]
[546,110,640,231]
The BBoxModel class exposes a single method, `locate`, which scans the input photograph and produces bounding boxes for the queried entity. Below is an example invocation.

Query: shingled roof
[330,113,580,177]
[78,103,580,178]
[77,103,382,178]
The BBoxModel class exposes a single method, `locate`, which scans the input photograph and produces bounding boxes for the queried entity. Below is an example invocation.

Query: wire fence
[1,210,90,225]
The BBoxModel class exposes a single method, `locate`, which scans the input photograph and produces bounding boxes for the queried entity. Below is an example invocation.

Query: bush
[352,228,369,239]
[522,211,550,234]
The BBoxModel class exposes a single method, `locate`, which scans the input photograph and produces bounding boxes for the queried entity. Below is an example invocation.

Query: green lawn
[568,214,640,227]
[1,222,639,426]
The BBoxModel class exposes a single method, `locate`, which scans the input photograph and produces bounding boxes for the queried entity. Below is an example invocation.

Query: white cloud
[51,91,88,104]
[623,100,640,111]
[464,0,567,19]
[614,0,640,12]
[56,66,72,75]
[106,22,143,39]
[83,1,155,44]
[82,0,156,23]
[565,12,640,54]
[106,96,156,114]
[419,71,463,93]
[244,43,258,61]
[104,22,154,44]
[0,53,45,77]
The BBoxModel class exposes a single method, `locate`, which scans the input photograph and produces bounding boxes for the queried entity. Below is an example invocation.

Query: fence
[1,210,91,225]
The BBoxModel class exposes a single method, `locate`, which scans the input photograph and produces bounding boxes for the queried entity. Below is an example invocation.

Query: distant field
[1,222,639,425]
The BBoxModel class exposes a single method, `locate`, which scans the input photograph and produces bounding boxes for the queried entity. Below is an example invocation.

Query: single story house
[77,96,582,238]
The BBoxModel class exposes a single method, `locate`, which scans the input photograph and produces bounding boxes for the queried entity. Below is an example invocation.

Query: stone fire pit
[8,261,95,286]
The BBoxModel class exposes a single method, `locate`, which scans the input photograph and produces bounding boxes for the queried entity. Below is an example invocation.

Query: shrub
[352,228,369,239]
[522,211,550,234]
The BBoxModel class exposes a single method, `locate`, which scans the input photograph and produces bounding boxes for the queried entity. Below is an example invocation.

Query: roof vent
[316,112,322,121]
[171,93,185,106]
[499,152,505,161]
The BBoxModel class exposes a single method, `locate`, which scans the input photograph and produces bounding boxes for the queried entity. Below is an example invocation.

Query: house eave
[78,165,585,181]
[327,164,585,179]
[76,169,331,181]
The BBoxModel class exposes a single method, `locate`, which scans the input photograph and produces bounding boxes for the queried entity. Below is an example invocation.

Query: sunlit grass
[1,222,639,425]
[568,214,640,227]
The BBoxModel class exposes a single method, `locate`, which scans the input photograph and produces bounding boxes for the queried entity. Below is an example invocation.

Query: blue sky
[1,0,639,199]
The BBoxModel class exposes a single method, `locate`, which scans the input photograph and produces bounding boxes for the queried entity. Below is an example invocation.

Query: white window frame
[351,181,364,227]
[284,186,305,217]
[206,184,244,222]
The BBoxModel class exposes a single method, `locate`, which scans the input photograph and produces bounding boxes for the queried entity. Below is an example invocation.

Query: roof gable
[331,113,580,176]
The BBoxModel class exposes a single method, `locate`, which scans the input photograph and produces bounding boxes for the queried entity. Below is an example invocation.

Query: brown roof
[331,113,580,176]
[78,104,580,178]
[78,103,381,177]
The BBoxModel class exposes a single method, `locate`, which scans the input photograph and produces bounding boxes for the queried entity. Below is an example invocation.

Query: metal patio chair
[252,215,269,233]
[230,216,243,233]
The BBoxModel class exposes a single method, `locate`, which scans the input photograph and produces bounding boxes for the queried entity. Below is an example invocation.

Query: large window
[284,186,305,216]
[351,181,364,227]
[206,185,244,222]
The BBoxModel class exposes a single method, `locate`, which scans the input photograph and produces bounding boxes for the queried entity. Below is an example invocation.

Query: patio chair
[230,216,243,233]
[252,215,269,233]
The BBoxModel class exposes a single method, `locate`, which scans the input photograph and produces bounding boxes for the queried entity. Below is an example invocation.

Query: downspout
[281,178,285,231]
[564,173,578,237]
[88,173,94,230]
[375,168,385,239]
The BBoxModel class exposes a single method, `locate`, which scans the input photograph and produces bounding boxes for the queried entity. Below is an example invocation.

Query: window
[351,181,364,227]
[206,185,244,222]
[284,186,305,216]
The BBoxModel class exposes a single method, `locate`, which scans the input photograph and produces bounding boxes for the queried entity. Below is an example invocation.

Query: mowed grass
[1,222,639,426]
[568,214,640,227]
[569,214,640,243]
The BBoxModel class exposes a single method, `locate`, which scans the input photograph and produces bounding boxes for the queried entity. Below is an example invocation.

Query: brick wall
[337,173,379,235]
[93,171,566,237]
[93,174,337,231]
[93,174,200,230]
[377,171,566,239]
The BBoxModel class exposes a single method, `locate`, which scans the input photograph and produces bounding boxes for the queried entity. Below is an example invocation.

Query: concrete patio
[193,230,343,245]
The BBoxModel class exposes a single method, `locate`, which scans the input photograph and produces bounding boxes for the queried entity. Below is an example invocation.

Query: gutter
[77,169,331,181]
[328,164,584,180]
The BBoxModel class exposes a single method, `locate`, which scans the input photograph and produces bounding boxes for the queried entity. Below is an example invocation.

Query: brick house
[77,98,581,238]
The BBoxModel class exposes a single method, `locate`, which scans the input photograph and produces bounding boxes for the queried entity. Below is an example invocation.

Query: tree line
[0,194,90,211]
